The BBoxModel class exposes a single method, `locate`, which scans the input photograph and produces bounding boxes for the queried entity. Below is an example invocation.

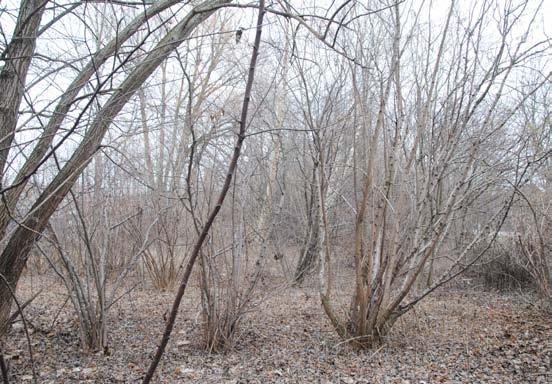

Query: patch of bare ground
[3,274,551,383]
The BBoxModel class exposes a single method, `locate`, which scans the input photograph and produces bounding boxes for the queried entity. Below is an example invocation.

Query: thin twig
[142,0,266,381]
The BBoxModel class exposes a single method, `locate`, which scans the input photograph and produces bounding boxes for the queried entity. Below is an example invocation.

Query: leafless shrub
[313,0,551,348]
[36,186,154,352]
[469,240,535,291]
[514,193,551,310]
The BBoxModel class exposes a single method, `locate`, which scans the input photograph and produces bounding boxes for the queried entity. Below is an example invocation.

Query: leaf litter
[3,275,551,383]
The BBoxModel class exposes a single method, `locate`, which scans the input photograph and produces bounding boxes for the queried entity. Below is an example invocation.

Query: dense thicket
[0,0,550,380]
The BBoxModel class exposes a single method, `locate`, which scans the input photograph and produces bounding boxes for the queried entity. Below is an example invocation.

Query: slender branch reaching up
[142,0,266,382]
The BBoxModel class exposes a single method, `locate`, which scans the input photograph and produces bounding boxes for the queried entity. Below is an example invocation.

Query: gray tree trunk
[0,0,47,338]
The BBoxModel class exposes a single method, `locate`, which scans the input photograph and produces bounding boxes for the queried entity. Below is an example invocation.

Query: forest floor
[4,273,552,383]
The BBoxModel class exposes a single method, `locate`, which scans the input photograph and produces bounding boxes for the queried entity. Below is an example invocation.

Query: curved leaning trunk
[0,0,230,339]
[0,0,183,239]
[0,0,47,179]
[0,0,47,338]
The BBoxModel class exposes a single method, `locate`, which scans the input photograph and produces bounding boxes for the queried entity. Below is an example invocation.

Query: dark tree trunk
[0,0,47,338]
[294,165,320,284]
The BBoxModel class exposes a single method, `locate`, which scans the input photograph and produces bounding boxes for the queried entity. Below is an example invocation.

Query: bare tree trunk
[0,0,47,180]
[294,165,321,284]
[0,0,47,338]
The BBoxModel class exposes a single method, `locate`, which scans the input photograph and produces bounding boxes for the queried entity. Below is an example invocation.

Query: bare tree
[315,0,552,347]
[0,0,230,339]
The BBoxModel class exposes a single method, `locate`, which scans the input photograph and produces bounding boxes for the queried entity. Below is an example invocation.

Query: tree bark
[0,0,47,338]
[0,0,47,179]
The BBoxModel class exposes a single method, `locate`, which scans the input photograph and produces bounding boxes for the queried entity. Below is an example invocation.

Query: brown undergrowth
[3,273,551,383]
